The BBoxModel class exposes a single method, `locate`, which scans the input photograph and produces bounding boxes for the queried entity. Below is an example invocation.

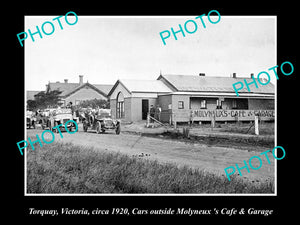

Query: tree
[27,90,62,110]
[77,98,110,109]
[27,99,37,111]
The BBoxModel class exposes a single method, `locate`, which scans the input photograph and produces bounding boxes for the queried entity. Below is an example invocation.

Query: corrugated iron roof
[48,82,113,97]
[119,79,173,93]
[48,82,79,96]
[158,74,275,94]
[159,91,274,99]
[93,84,114,95]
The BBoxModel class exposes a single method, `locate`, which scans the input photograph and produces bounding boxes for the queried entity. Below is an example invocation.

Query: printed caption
[28,207,273,217]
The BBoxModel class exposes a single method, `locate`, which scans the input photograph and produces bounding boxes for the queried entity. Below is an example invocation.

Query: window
[232,99,237,109]
[178,101,184,109]
[200,99,206,109]
[117,102,124,118]
[117,92,125,119]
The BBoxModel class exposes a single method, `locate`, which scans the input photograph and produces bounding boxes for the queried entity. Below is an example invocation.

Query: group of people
[80,107,111,125]
[149,105,162,122]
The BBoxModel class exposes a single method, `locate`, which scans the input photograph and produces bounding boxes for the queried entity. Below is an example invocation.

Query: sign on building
[191,110,275,121]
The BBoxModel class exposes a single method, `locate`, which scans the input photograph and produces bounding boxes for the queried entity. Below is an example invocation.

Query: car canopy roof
[56,108,72,114]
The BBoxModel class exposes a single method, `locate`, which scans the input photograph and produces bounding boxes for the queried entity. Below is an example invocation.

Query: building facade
[108,74,275,123]
[46,75,113,106]
[108,79,172,122]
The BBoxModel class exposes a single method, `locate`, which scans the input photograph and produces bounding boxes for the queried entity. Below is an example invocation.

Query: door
[117,92,125,119]
[142,99,149,120]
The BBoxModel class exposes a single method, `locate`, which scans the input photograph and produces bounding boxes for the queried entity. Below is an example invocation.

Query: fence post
[146,113,150,128]
[183,127,190,138]
[211,115,215,130]
[174,114,177,130]
[254,115,259,135]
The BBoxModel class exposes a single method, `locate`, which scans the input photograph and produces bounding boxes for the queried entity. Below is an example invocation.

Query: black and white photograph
[24,14,276,195]
[14,4,297,221]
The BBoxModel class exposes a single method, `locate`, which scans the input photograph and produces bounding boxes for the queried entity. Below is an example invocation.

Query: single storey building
[108,74,275,123]
[46,75,113,106]
[108,79,172,122]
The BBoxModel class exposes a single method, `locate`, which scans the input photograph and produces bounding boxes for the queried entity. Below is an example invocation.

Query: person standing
[156,105,162,121]
[67,101,74,114]
[149,105,155,123]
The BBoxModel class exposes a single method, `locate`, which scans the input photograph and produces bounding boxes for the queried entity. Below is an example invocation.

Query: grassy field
[27,141,274,194]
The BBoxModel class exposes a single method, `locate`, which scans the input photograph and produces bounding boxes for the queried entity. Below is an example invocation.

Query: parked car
[26,111,36,129]
[82,108,120,134]
[42,108,75,132]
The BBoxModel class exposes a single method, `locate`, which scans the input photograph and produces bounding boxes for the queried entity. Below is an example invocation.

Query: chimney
[64,79,68,83]
[250,73,254,78]
[232,73,236,78]
[199,73,205,76]
[79,75,83,85]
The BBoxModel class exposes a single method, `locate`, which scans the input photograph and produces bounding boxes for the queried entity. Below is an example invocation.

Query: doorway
[117,92,125,119]
[142,99,149,120]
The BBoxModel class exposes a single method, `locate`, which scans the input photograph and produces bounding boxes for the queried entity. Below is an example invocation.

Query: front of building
[157,74,274,123]
[46,75,113,106]
[108,74,275,124]
[108,79,173,122]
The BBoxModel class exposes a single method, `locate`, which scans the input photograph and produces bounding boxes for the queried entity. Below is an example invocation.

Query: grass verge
[27,142,274,194]
[219,122,274,135]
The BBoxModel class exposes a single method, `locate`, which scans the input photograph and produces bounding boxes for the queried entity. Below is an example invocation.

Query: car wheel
[96,121,101,134]
[53,122,59,133]
[48,121,52,131]
[115,125,121,135]
[83,121,88,132]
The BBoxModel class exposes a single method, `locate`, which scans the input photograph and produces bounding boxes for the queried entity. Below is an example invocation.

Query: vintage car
[36,108,54,129]
[82,108,120,134]
[26,111,36,129]
[43,108,76,132]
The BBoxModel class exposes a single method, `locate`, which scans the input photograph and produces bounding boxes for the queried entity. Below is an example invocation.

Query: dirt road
[26,126,275,182]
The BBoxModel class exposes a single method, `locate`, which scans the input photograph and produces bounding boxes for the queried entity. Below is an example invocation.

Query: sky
[25,15,276,91]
